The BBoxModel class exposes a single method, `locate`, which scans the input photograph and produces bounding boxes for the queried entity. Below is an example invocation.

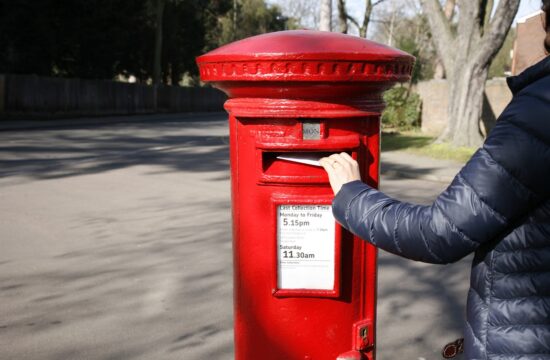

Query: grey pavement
[378,155,469,360]
[0,113,470,360]
[381,150,463,184]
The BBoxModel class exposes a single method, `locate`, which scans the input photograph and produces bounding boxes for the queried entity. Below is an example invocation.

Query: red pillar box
[197,30,413,360]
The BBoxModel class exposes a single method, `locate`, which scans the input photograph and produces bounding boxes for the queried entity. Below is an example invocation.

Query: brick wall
[512,11,547,75]
[416,78,512,136]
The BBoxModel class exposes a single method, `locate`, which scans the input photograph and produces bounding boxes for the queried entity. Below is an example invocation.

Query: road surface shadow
[0,117,230,180]
[377,252,470,359]
[381,161,440,180]
[0,198,234,359]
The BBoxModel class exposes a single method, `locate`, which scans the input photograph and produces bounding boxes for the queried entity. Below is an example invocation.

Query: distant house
[512,10,547,75]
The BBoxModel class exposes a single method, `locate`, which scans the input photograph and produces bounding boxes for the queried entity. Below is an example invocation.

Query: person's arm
[321,115,548,264]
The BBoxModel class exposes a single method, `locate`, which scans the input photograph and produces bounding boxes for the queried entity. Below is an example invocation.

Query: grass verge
[381,131,476,163]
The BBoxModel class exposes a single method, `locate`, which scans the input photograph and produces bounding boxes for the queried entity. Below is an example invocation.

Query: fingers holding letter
[319,153,361,195]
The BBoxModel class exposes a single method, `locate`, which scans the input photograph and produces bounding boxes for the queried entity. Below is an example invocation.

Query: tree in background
[369,2,436,83]
[0,0,152,80]
[338,0,388,38]
[372,3,434,131]
[0,0,238,84]
[392,17,435,83]
[320,0,332,31]
[432,0,455,79]
[489,28,516,78]
[274,0,319,29]
[338,0,349,33]
[218,0,292,44]
[419,0,520,147]
[161,0,232,85]
[152,0,166,86]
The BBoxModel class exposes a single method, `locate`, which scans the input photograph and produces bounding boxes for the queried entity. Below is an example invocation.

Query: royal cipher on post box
[197,30,414,360]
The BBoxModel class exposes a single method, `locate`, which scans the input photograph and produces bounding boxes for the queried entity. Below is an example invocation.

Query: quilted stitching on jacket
[332,56,550,359]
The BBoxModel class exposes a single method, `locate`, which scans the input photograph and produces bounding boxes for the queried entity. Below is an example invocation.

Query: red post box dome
[197,30,414,116]
[197,30,414,82]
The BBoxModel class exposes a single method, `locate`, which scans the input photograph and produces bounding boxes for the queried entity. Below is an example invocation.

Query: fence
[0,74,226,118]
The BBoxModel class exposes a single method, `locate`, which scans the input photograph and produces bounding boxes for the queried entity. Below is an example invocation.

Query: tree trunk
[337,0,348,33]
[433,0,456,79]
[359,0,373,38]
[439,63,487,147]
[344,0,386,38]
[443,0,456,19]
[387,6,396,46]
[232,0,238,41]
[153,0,165,85]
[420,0,520,148]
[171,62,181,86]
[320,0,332,31]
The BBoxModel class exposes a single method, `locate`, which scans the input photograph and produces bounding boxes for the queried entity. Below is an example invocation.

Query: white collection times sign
[277,204,336,290]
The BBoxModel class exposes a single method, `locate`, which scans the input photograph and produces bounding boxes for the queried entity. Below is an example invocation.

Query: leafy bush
[381,86,421,130]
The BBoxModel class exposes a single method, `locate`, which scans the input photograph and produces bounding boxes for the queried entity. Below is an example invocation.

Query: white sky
[515,0,545,19]
[344,0,542,25]
[269,0,544,28]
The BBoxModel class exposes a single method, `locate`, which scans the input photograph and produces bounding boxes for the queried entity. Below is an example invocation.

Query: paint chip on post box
[277,204,335,290]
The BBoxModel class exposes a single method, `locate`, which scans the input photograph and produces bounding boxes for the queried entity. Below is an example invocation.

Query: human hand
[319,152,361,195]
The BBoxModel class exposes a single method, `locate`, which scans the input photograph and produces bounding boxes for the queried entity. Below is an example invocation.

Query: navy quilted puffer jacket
[333,56,550,359]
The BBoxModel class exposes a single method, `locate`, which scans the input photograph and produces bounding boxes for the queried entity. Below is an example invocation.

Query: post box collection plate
[277,204,335,290]
[271,195,342,298]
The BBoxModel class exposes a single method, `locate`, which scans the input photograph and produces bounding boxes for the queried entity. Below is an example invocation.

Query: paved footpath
[0,113,469,360]
[378,152,468,360]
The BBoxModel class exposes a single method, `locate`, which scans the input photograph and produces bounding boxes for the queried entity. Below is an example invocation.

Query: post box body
[197,31,413,360]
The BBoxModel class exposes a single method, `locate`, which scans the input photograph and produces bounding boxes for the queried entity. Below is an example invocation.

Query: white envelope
[276,153,323,167]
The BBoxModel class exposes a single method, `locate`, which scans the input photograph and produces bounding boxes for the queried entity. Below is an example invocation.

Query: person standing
[320,2,550,359]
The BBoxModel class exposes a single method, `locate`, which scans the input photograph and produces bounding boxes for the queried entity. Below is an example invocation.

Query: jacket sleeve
[333,107,549,264]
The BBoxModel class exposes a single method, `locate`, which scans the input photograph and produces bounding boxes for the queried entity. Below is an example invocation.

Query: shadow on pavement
[0,198,234,359]
[0,116,230,180]
[381,162,439,180]
[377,253,470,357]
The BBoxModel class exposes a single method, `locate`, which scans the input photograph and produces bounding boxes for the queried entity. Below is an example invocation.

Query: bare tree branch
[362,0,374,37]
[420,0,520,146]
[153,0,165,86]
[346,14,360,29]
[480,0,495,32]
[419,0,455,69]
[278,0,320,29]
[443,0,456,20]
[337,0,348,33]
[343,0,389,38]
[475,0,520,67]
[456,0,483,52]
[372,0,388,7]
[432,0,455,79]
[320,0,332,31]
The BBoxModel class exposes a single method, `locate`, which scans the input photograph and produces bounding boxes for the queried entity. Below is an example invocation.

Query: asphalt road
[0,113,469,360]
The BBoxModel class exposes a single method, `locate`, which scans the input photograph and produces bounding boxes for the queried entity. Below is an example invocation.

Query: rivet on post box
[197,30,414,360]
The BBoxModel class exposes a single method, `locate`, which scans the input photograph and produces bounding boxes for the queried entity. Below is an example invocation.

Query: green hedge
[381,86,421,130]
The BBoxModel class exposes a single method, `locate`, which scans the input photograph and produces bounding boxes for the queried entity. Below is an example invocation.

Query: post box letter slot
[261,151,354,184]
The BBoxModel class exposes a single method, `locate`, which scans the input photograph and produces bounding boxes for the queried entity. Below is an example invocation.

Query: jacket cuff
[332,180,371,229]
